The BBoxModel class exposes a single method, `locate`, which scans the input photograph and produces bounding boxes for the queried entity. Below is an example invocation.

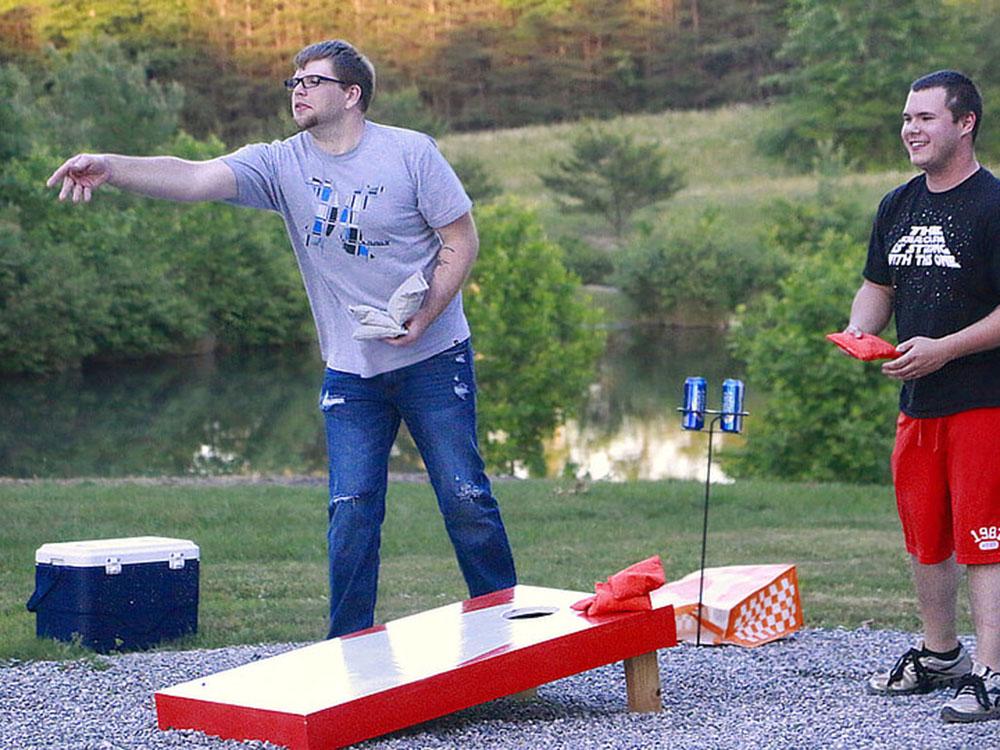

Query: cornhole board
[155,585,677,749]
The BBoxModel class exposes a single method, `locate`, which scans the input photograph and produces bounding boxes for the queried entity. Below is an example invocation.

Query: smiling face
[901,86,976,175]
[290,58,358,132]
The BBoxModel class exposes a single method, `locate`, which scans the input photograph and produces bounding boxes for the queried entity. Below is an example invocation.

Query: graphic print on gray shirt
[223,122,473,377]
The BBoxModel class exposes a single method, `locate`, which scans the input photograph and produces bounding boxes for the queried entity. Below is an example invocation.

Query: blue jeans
[319,338,517,638]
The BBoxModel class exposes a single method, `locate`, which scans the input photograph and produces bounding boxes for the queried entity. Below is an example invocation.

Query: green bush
[0,65,35,162]
[449,153,503,205]
[0,136,312,373]
[613,208,786,321]
[160,200,313,348]
[466,200,606,475]
[42,37,185,154]
[764,161,873,257]
[760,0,961,169]
[0,213,102,374]
[725,229,898,483]
[0,151,206,369]
[557,237,615,286]
[963,4,1000,161]
[147,133,313,348]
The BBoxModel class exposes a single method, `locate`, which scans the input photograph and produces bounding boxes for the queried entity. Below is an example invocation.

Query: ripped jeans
[319,338,517,638]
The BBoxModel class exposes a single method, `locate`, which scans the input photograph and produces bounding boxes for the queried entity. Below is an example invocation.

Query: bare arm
[846,279,895,336]
[46,153,237,203]
[882,304,1000,381]
[384,212,478,347]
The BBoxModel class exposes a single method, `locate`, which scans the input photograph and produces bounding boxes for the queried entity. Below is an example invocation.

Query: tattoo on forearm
[436,244,458,270]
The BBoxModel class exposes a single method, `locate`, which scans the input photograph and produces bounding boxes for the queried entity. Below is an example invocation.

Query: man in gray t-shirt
[221,116,473,377]
[47,39,517,638]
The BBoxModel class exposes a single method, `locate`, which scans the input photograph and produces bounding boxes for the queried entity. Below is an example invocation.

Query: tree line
[5,0,999,164]
[2,0,788,141]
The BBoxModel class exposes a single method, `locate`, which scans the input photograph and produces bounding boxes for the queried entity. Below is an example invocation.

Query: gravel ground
[2,628,998,750]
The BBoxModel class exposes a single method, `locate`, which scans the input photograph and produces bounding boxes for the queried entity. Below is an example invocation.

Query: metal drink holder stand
[677,399,750,646]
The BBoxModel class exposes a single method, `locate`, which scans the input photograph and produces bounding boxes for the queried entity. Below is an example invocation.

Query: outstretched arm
[46,154,237,203]
[384,212,479,347]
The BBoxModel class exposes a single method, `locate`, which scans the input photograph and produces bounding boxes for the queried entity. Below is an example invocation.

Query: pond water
[0,326,750,481]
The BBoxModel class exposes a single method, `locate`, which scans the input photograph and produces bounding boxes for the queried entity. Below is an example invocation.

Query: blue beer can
[720,378,745,434]
[682,376,707,431]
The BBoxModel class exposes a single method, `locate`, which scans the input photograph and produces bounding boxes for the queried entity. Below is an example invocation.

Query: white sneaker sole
[866,674,964,696]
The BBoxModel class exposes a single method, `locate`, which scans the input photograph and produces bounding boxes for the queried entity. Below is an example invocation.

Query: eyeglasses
[283,74,349,91]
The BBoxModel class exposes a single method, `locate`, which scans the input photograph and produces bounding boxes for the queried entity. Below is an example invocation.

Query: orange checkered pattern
[654,563,804,647]
[728,568,803,647]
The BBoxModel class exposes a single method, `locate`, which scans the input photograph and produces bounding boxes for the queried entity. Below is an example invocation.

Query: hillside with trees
[2,0,789,141]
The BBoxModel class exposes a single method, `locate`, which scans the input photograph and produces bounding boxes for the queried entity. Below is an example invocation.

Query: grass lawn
[0,477,964,661]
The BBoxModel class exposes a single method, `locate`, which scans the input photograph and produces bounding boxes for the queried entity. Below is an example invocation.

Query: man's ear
[960,110,977,138]
[345,84,364,111]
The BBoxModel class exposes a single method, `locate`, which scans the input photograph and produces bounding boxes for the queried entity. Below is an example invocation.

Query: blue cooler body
[27,536,199,653]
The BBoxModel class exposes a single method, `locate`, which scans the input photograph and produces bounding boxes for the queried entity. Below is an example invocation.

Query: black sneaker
[940,662,1000,722]
[867,642,971,695]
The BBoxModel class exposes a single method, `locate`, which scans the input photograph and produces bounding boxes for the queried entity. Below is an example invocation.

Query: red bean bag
[826,332,899,361]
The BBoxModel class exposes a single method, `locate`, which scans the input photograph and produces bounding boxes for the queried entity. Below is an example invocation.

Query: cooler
[26,536,200,653]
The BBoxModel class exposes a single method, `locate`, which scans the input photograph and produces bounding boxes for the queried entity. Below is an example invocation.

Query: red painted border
[155,695,309,749]
[156,592,676,750]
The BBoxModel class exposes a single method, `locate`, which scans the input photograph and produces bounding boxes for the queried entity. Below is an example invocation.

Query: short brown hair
[294,40,375,112]
[911,70,982,142]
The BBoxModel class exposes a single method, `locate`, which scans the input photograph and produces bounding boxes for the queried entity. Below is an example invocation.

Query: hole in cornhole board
[503,606,558,620]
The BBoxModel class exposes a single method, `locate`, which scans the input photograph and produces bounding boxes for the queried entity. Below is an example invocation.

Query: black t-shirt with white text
[864,167,1000,417]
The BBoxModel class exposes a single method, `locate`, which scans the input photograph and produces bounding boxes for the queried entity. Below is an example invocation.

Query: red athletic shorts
[892,408,1000,565]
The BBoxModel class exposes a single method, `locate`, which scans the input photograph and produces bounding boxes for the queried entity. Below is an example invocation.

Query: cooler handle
[26,565,62,612]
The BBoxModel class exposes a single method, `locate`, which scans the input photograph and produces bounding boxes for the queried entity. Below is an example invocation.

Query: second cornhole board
[156,585,677,749]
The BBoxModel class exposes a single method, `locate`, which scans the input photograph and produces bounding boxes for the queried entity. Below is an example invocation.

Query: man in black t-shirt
[846,70,1000,723]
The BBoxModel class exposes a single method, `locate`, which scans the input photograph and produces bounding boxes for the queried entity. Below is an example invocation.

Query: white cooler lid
[35,536,200,566]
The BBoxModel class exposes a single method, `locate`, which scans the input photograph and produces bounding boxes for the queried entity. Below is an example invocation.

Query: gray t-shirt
[222,122,473,377]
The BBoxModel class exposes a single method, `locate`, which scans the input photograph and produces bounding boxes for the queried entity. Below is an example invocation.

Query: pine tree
[540,123,685,237]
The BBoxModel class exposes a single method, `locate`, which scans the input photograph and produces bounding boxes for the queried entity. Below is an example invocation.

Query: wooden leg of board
[511,687,538,701]
[624,651,661,713]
